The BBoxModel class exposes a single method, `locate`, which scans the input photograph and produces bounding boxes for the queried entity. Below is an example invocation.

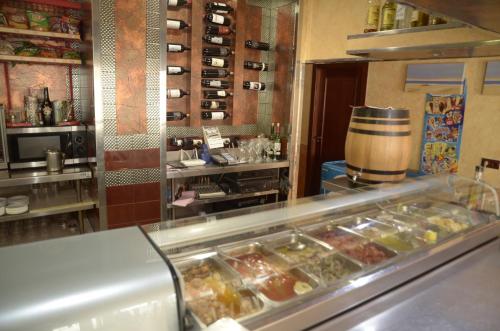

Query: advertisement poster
[420,93,465,174]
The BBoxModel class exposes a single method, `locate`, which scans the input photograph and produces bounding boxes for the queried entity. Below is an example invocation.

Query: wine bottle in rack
[167,89,190,98]
[202,57,229,68]
[167,43,191,53]
[205,2,234,14]
[201,111,231,120]
[203,90,233,99]
[167,0,191,7]
[202,69,233,78]
[206,25,233,35]
[167,66,190,75]
[203,47,234,57]
[202,79,230,89]
[167,19,191,30]
[243,81,266,91]
[245,40,270,51]
[203,35,232,46]
[205,13,231,26]
[244,60,269,71]
[201,100,227,110]
[167,112,190,121]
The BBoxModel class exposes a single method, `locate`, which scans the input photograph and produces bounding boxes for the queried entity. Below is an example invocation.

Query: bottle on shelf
[205,2,234,14]
[245,40,270,51]
[380,1,397,31]
[429,15,447,25]
[203,34,232,46]
[167,0,191,7]
[364,0,380,33]
[243,81,266,91]
[202,79,230,89]
[395,4,413,29]
[202,56,229,68]
[167,112,190,121]
[205,13,231,26]
[244,60,269,71]
[268,123,275,159]
[201,100,227,110]
[202,68,233,78]
[167,66,190,75]
[203,47,234,57]
[167,89,190,99]
[41,87,54,126]
[167,43,191,53]
[167,19,191,30]
[206,25,233,35]
[201,111,230,120]
[203,90,233,99]
[273,122,281,160]
[410,10,429,27]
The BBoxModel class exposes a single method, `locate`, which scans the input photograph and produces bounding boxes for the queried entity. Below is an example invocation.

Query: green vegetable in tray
[14,41,40,57]
[62,50,80,60]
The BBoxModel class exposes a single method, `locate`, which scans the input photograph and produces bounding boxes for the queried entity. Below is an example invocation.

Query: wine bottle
[167,112,190,121]
[167,19,190,30]
[205,13,231,26]
[245,40,270,51]
[206,25,233,35]
[243,81,266,91]
[41,87,54,126]
[201,111,230,120]
[167,66,190,75]
[201,100,227,110]
[203,47,234,57]
[202,79,230,89]
[244,60,268,71]
[167,89,190,98]
[410,10,429,27]
[202,69,233,78]
[364,0,381,32]
[205,2,234,14]
[167,0,191,7]
[167,43,191,53]
[203,90,233,99]
[203,34,232,46]
[267,123,275,159]
[380,1,397,31]
[274,122,281,160]
[203,56,229,68]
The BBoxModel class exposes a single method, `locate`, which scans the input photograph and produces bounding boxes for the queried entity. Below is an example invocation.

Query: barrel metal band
[348,128,411,136]
[346,163,407,175]
[353,107,409,119]
[351,118,411,125]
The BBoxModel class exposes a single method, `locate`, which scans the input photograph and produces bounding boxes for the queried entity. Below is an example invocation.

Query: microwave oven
[6,126,94,169]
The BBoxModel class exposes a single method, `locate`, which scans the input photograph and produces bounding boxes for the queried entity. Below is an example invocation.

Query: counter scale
[0,175,498,331]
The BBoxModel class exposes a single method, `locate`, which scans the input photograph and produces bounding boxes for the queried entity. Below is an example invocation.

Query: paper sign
[203,126,224,149]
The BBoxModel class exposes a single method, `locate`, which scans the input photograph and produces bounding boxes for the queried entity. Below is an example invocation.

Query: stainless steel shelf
[6,125,86,135]
[0,166,92,188]
[167,189,279,209]
[0,188,96,223]
[347,22,467,40]
[166,160,289,179]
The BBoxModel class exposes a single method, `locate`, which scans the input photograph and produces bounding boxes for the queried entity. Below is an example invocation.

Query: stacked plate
[3,195,30,216]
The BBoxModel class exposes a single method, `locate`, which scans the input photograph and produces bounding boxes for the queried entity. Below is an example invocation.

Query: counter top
[0,166,93,188]
[166,160,289,179]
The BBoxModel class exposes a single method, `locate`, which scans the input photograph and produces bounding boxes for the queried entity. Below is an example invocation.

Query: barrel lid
[352,106,409,119]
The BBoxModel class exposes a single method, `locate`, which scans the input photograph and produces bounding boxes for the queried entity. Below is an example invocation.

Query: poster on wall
[420,93,465,174]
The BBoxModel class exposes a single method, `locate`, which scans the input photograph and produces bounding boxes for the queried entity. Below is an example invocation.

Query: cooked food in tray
[339,217,396,239]
[375,232,425,252]
[226,252,280,279]
[426,216,469,233]
[303,253,362,284]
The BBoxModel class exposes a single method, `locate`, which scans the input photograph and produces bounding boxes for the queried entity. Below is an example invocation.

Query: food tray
[302,252,363,286]
[338,216,397,239]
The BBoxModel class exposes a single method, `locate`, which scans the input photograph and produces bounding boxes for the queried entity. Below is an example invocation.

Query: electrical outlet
[193,139,203,146]
[222,138,231,145]
[481,158,500,170]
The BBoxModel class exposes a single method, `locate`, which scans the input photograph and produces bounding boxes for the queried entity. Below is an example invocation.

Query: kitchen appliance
[0,104,9,170]
[6,126,92,169]
[45,149,65,172]
[222,169,280,193]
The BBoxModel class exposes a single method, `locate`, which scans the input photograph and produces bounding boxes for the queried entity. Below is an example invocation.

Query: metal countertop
[0,166,93,188]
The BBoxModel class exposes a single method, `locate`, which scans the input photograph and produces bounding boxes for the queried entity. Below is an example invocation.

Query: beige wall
[296,0,500,188]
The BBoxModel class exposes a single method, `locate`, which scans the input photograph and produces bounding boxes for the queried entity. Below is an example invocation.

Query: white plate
[8,195,30,204]
[6,202,29,215]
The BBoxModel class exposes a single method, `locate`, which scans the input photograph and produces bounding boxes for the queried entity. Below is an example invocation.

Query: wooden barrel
[345,106,411,184]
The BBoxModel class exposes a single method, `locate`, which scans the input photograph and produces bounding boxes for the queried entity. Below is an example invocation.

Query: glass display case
[145,175,499,330]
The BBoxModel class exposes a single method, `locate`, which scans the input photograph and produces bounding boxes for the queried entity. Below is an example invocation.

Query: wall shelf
[167,189,279,209]
[347,22,467,40]
[24,0,82,10]
[0,55,81,65]
[0,26,81,40]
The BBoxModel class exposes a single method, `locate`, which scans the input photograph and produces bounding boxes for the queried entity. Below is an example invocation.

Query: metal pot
[46,149,65,172]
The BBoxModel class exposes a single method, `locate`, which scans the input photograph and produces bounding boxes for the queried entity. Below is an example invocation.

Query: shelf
[347,22,467,40]
[0,166,92,188]
[167,160,289,179]
[24,0,82,10]
[0,188,96,223]
[0,55,81,65]
[0,26,81,40]
[6,125,86,135]
[167,189,279,209]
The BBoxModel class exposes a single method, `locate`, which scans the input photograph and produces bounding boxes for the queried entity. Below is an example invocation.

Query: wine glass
[253,141,263,163]
[238,140,248,163]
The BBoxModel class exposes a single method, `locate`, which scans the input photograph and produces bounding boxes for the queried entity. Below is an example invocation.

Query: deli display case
[0,175,499,331]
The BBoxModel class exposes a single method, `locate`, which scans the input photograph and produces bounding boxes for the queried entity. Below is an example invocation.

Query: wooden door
[304,62,368,196]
